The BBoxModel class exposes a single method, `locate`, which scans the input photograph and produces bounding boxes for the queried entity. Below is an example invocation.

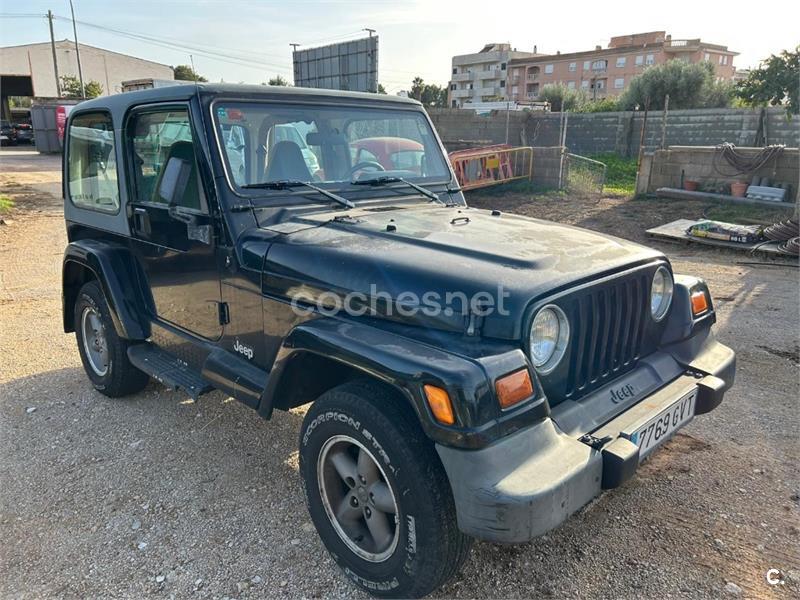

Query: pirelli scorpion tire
[74,280,150,398]
[299,380,473,598]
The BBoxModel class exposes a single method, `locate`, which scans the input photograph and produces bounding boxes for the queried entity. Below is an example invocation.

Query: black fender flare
[256,317,547,448]
[62,239,151,340]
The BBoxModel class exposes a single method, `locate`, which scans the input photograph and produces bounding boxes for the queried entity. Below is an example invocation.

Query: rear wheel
[299,380,472,598]
[74,281,149,397]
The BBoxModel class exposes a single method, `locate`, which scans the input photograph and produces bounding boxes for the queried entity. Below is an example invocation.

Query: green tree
[409,77,447,108]
[377,83,387,94]
[60,75,103,99]
[538,83,587,112]
[618,60,731,110]
[267,75,289,86]
[173,64,207,82]
[736,47,799,115]
[576,97,620,113]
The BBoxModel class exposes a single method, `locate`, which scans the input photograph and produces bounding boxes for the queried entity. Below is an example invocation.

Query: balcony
[664,38,701,52]
[451,72,474,82]
[450,89,472,98]
[527,73,538,81]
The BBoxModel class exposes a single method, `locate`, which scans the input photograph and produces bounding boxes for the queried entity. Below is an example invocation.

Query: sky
[1,0,797,94]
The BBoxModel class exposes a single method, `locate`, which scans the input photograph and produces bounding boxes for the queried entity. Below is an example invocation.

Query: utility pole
[69,0,86,98]
[47,10,62,97]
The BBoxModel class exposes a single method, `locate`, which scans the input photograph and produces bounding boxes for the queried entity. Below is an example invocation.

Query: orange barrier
[449,145,533,191]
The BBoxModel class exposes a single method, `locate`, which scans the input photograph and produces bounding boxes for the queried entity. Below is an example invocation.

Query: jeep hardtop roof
[71,83,423,115]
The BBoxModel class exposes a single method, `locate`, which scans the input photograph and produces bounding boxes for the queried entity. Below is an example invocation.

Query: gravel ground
[1,148,798,599]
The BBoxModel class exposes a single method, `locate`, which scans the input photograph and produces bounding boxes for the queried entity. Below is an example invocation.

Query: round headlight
[529,305,570,374]
[650,266,674,321]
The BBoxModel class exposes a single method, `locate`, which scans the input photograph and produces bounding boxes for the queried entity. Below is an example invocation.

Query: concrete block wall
[428,107,800,157]
[641,146,799,202]
[531,146,566,189]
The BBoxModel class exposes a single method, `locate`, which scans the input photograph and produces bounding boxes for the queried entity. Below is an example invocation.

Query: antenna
[363,28,376,37]
[290,43,300,53]
[189,54,198,81]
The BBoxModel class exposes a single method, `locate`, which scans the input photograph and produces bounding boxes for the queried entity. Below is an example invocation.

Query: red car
[350,136,425,174]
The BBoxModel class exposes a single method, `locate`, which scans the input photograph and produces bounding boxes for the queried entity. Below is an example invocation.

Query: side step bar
[128,344,213,400]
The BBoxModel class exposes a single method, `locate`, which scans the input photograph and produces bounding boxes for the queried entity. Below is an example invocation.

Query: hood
[260,205,665,340]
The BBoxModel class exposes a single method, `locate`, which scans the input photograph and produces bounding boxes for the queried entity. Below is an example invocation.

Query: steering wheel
[350,161,386,177]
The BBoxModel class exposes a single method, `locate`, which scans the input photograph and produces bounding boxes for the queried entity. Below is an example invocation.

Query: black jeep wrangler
[62,84,735,598]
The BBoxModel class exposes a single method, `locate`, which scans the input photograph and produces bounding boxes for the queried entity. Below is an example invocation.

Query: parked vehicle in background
[61,83,735,599]
[13,123,34,144]
[1,120,17,145]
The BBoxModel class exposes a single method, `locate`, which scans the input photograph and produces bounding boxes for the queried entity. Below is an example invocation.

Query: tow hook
[579,433,640,490]
[579,433,612,450]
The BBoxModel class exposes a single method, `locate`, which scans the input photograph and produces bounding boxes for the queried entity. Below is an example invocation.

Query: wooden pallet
[646,219,795,257]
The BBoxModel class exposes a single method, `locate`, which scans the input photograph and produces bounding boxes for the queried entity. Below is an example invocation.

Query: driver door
[126,105,223,340]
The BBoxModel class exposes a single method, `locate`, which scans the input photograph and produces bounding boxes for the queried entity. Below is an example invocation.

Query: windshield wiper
[241,180,354,209]
[350,176,444,204]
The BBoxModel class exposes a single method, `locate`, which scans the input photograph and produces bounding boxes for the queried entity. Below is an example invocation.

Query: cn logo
[610,383,636,404]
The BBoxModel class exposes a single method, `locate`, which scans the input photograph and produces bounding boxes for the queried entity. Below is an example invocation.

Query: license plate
[629,389,696,460]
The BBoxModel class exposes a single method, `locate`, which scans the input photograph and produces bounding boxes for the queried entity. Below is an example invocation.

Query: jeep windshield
[214,102,451,199]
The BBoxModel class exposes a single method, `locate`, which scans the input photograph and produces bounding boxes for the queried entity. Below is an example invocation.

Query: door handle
[133,207,151,237]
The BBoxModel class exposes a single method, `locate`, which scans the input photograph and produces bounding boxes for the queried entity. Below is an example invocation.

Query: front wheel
[299,380,472,598]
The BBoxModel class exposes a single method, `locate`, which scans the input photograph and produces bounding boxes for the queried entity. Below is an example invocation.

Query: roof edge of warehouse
[0,39,173,69]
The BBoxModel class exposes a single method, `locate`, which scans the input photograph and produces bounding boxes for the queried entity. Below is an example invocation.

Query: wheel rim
[317,434,400,563]
[81,306,109,377]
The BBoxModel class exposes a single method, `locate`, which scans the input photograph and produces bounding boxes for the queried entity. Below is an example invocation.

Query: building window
[595,79,605,89]
[67,111,120,214]
[544,64,554,74]
[450,83,456,91]
[614,77,624,89]
[704,52,711,62]
[720,55,728,65]
[452,67,457,75]
[500,80,506,88]
[467,83,473,90]
[616,56,626,68]
[500,62,507,70]
[583,60,591,70]
[511,85,519,94]
[635,55,644,66]
[645,54,654,65]
[581,80,589,89]
[567,81,575,89]
[569,62,576,72]
[591,60,606,71]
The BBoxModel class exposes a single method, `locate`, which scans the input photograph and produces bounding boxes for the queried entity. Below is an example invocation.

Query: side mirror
[158,156,192,206]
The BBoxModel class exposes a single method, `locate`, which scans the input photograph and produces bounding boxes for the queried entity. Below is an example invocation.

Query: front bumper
[436,336,735,543]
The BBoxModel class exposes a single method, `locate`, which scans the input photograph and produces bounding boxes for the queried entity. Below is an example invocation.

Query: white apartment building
[448,43,539,108]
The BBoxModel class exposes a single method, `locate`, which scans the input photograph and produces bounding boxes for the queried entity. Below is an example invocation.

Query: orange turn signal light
[423,384,455,425]
[691,291,709,316]
[495,369,534,409]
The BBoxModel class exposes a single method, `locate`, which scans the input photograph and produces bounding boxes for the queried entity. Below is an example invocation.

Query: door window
[67,112,119,213]
[129,109,206,212]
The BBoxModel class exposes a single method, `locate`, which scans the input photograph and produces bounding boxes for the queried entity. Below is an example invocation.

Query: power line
[50,15,292,73]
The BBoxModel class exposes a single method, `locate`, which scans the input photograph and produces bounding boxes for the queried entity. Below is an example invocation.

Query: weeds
[0,195,15,213]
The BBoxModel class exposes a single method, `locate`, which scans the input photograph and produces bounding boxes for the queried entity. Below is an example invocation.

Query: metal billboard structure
[292,37,378,93]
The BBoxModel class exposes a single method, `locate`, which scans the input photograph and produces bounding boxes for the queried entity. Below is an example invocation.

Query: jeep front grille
[563,272,651,399]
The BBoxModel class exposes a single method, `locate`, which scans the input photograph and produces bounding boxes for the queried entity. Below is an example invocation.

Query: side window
[129,109,205,212]
[67,112,120,213]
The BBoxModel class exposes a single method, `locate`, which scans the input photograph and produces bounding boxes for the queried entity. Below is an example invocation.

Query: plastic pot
[683,180,699,191]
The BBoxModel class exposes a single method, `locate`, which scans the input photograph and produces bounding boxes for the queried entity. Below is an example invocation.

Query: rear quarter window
[67,112,120,213]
